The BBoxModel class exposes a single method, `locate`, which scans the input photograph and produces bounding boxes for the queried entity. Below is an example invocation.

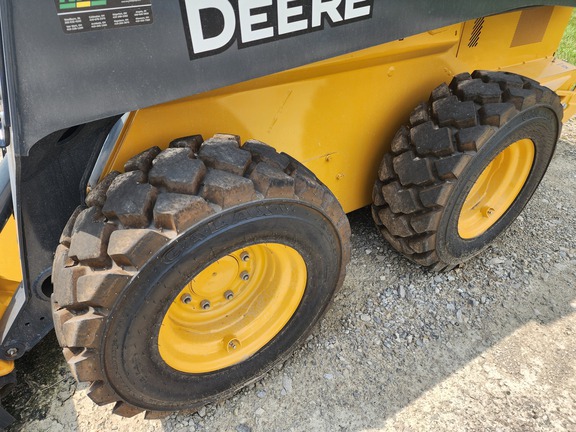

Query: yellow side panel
[558,89,576,120]
[458,7,572,69]
[106,6,576,213]
[458,6,576,121]
[0,217,22,309]
[0,218,21,375]
[0,217,22,378]
[106,25,465,213]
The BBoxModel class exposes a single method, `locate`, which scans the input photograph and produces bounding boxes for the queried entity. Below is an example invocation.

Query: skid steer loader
[0,0,575,424]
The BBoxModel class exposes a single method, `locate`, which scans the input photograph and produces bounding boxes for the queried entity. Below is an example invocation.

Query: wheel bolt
[6,348,18,358]
[181,294,192,304]
[240,271,250,281]
[224,290,234,300]
[482,206,495,218]
[240,252,250,262]
[200,300,211,310]
[227,339,240,351]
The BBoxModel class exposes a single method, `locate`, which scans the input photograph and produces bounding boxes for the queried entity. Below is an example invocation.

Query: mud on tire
[372,71,563,270]
[52,134,350,418]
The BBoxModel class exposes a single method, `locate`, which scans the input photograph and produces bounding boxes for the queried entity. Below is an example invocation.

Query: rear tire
[372,71,563,270]
[52,134,350,417]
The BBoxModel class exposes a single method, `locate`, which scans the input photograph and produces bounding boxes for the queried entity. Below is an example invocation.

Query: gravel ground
[4,119,576,432]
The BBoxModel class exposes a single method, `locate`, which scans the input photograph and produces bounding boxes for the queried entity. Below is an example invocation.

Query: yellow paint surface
[105,7,576,213]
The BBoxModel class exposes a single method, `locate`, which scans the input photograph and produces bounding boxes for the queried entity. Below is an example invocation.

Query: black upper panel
[2,0,575,153]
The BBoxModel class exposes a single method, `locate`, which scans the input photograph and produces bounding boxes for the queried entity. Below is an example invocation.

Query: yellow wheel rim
[458,139,535,239]
[158,243,307,373]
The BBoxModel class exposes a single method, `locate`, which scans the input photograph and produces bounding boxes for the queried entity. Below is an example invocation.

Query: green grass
[557,10,576,64]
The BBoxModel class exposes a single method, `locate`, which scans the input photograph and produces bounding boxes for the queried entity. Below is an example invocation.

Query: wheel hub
[458,138,535,239]
[158,243,307,373]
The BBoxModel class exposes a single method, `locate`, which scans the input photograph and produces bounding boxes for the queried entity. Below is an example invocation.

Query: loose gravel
[4,119,576,432]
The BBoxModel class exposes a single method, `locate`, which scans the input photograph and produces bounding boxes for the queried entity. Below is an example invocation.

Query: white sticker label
[180,0,373,59]
[55,0,153,34]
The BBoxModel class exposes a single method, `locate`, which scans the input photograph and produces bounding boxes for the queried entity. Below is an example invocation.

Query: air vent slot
[468,17,484,48]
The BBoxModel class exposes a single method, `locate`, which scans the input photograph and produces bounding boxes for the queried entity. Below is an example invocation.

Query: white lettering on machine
[183,0,373,57]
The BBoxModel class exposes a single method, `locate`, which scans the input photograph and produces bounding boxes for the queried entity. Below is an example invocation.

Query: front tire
[52,134,350,417]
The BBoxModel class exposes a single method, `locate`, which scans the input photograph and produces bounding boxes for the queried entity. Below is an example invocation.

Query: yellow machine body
[1,7,576,378]
[103,6,576,213]
[0,218,22,375]
[0,218,21,316]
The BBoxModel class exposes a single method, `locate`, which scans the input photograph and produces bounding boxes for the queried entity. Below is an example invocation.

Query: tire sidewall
[436,105,559,264]
[101,200,343,411]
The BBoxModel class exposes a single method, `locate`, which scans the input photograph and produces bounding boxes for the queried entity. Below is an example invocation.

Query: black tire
[52,134,350,417]
[372,71,563,270]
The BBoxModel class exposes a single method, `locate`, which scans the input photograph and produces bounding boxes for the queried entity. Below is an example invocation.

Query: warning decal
[55,0,153,34]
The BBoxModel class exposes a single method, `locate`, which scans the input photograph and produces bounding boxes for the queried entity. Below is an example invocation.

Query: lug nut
[224,290,234,300]
[200,300,211,310]
[227,338,240,351]
[181,294,192,304]
[482,206,496,218]
[240,271,250,281]
[240,252,250,262]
